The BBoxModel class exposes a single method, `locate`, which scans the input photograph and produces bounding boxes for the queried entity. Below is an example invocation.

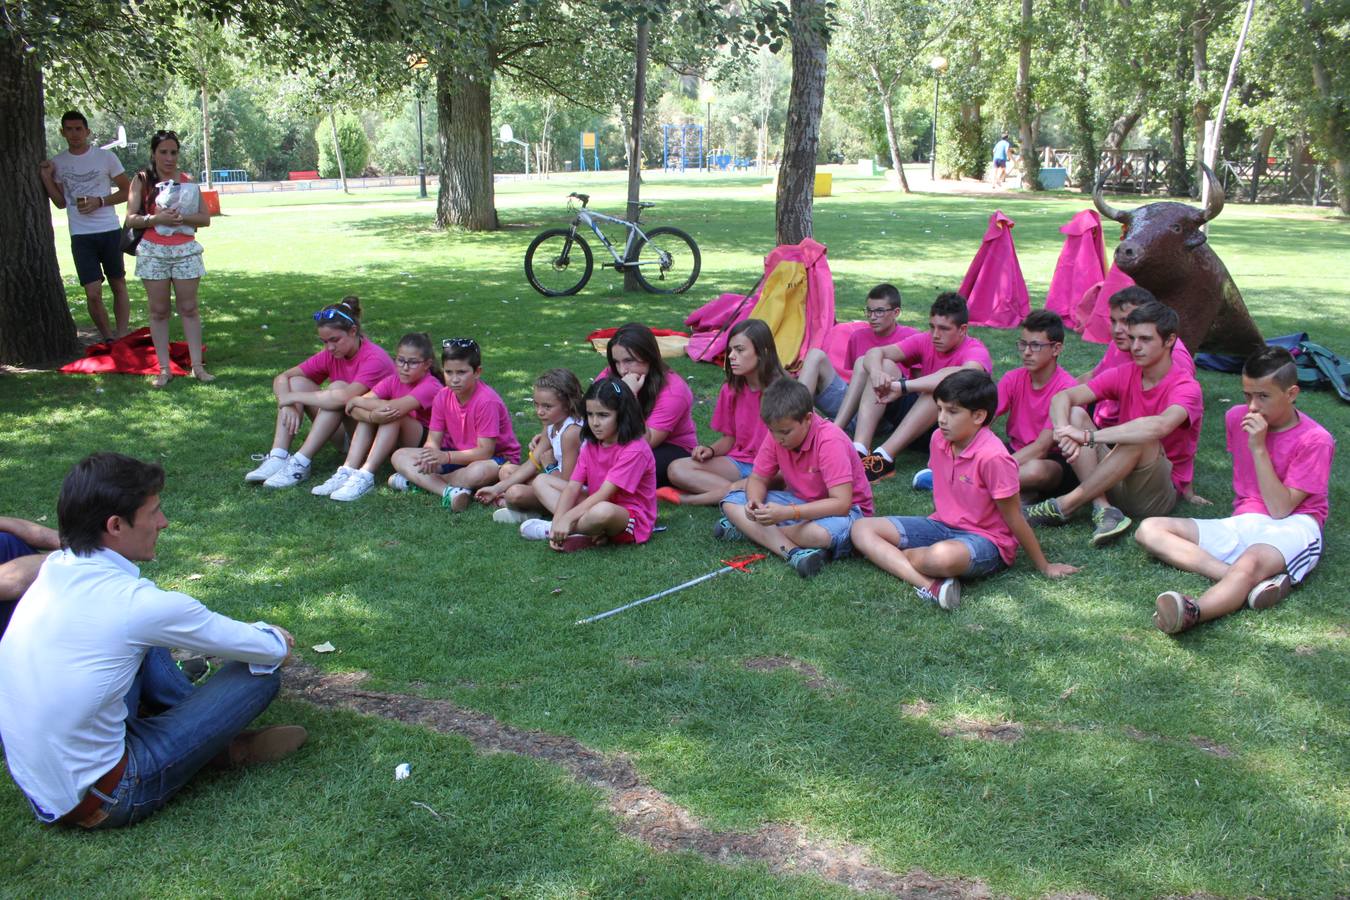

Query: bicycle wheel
[631,226,701,294]
[525,229,594,296]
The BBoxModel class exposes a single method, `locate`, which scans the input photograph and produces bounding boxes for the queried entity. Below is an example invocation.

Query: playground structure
[708,148,754,172]
[578,131,601,171]
[662,123,705,173]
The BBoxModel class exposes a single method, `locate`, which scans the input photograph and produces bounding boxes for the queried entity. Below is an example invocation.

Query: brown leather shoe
[228,725,308,766]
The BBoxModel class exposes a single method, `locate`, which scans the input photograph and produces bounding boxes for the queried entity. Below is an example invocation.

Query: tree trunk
[624,18,649,291]
[0,46,78,366]
[1191,18,1210,197]
[1071,0,1096,192]
[872,67,910,192]
[1103,86,1147,152]
[434,66,498,231]
[776,0,828,246]
[1015,0,1041,190]
[328,111,349,194]
[1169,109,1190,196]
[1304,0,1350,213]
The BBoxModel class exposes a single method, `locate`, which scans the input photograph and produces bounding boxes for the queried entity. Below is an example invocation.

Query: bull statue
[1094,164,1264,356]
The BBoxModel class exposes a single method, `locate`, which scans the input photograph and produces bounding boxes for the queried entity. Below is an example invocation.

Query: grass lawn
[1,170,1346,898]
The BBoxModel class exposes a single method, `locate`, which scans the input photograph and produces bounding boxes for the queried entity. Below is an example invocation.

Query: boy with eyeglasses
[794,283,917,429]
[390,338,521,509]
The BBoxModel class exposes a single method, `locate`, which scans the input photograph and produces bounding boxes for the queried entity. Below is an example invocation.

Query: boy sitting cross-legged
[717,379,874,579]
[851,370,1077,610]
[1085,286,1195,429]
[1135,347,1335,634]
[994,310,1080,496]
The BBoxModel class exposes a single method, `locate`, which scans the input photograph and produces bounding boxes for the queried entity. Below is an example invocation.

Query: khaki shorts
[1098,443,1177,518]
[135,240,205,281]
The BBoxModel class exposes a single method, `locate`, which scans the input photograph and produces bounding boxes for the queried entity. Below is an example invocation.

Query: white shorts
[1194,513,1323,584]
[135,240,205,281]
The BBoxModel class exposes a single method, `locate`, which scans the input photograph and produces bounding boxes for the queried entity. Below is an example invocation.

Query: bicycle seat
[637,201,656,209]
[569,192,590,205]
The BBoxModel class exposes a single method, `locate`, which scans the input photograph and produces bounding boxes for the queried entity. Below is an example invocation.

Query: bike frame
[571,207,659,268]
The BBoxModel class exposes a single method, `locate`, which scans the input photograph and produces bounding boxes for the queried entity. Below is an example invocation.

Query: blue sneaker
[713,517,744,541]
[787,547,827,578]
[911,468,933,491]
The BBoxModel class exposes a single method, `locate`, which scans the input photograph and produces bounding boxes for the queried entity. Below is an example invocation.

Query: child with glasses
[389,338,521,509]
[245,297,395,488]
[794,284,918,429]
[310,333,445,502]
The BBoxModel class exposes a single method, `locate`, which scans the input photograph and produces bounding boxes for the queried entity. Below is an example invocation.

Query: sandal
[151,370,172,389]
[192,365,216,383]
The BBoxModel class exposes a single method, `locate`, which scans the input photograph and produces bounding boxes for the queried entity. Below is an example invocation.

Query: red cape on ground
[58,328,195,376]
[1046,209,1107,329]
[959,210,1030,329]
[1075,265,1136,345]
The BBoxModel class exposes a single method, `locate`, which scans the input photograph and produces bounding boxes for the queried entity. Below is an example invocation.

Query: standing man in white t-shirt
[38,110,133,341]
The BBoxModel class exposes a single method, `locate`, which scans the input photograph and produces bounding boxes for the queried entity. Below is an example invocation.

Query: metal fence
[1092,150,1339,207]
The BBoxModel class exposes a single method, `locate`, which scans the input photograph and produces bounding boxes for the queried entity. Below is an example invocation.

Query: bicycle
[524,193,701,297]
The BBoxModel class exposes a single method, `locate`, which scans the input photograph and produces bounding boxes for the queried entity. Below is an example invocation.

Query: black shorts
[653,442,692,489]
[70,229,126,285]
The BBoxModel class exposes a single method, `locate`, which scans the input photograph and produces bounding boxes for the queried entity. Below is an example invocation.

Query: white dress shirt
[0,548,287,820]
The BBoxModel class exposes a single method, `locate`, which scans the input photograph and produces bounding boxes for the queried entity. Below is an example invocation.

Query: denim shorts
[815,373,848,419]
[883,515,1007,577]
[71,229,125,285]
[729,458,755,478]
[440,455,506,474]
[723,489,865,558]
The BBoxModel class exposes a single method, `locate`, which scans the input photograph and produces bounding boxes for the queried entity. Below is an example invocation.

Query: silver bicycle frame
[574,209,659,267]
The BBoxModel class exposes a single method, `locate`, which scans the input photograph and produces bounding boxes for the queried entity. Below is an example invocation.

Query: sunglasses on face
[313,308,357,325]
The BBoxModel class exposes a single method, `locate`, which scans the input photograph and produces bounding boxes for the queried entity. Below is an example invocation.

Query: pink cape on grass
[958,210,1030,329]
[1074,264,1137,345]
[1046,209,1107,329]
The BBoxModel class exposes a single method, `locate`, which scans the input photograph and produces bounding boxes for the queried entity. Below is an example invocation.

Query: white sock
[293,453,311,467]
[269,448,289,459]
[852,441,868,455]
[873,448,894,463]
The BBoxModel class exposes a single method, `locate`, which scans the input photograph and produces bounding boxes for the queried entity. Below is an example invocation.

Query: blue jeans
[883,515,1007,577]
[89,647,282,829]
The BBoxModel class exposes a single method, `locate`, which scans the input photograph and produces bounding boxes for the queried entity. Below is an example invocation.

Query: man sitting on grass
[1085,286,1194,429]
[1023,301,1204,546]
[851,292,993,482]
[0,453,306,829]
[1135,347,1334,634]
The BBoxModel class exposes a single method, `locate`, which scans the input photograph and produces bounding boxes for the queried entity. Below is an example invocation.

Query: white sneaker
[520,518,552,541]
[263,457,310,489]
[331,470,375,502]
[442,486,471,512]
[245,451,288,483]
[388,473,411,492]
[492,507,532,524]
[312,466,355,496]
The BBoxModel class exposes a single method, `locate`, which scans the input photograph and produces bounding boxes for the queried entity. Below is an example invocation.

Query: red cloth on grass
[958,211,1030,329]
[58,328,194,376]
[1045,209,1107,329]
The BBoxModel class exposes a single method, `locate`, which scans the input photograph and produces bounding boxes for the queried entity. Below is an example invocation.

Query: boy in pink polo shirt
[1135,347,1334,634]
[1025,301,1204,547]
[1086,287,1195,429]
[389,337,521,510]
[852,292,993,482]
[851,370,1077,610]
[995,310,1080,496]
[717,379,873,578]
[795,283,918,427]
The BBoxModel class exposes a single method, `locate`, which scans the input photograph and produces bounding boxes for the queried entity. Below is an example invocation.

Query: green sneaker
[1022,497,1069,526]
[1090,505,1133,546]
[787,547,828,578]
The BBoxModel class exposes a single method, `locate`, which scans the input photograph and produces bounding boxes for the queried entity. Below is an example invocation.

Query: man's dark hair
[933,369,998,421]
[759,377,814,424]
[930,291,969,327]
[58,453,165,556]
[867,283,902,310]
[1107,286,1157,311]
[1124,300,1180,342]
[1020,309,1065,344]
[61,110,88,128]
[1243,346,1298,389]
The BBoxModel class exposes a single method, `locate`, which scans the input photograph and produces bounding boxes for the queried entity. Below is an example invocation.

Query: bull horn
[1200,162,1225,222]
[1092,174,1130,223]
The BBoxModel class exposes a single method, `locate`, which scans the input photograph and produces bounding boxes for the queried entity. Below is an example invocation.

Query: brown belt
[57,749,128,829]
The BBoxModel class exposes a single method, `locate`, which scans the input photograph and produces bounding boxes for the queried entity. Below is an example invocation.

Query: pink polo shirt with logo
[1090,339,1194,428]
[428,380,522,463]
[752,414,874,514]
[711,383,768,464]
[1225,405,1334,528]
[847,325,920,374]
[570,438,658,542]
[299,338,395,390]
[371,372,443,428]
[898,332,993,378]
[928,427,1022,565]
[996,365,1080,451]
[1087,360,1204,492]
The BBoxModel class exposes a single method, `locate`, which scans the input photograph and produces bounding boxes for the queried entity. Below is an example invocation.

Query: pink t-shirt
[1090,339,1195,428]
[847,325,919,374]
[428,380,522,463]
[594,366,698,452]
[371,372,443,428]
[1087,360,1204,491]
[996,365,1080,451]
[898,332,993,378]
[570,438,658,542]
[711,383,768,464]
[1225,405,1334,528]
[928,427,1022,565]
[752,414,874,514]
[298,338,395,390]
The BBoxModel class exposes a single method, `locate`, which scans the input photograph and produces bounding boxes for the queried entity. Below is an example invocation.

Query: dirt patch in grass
[901,700,934,718]
[1293,645,1317,656]
[284,661,992,898]
[743,656,832,691]
[939,717,1025,743]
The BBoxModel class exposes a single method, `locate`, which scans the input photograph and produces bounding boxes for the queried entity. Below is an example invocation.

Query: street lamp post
[415,92,427,198]
[929,56,948,181]
[699,81,716,172]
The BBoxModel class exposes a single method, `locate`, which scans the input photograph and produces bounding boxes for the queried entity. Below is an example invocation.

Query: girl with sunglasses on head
[125,130,213,387]
[598,322,697,488]
[520,377,657,551]
[244,297,395,488]
[313,332,445,502]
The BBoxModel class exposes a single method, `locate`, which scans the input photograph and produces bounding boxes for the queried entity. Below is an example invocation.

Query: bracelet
[899,376,908,396]
[528,450,544,472]
[1085,429,1096,447]
[791,504,801,520]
